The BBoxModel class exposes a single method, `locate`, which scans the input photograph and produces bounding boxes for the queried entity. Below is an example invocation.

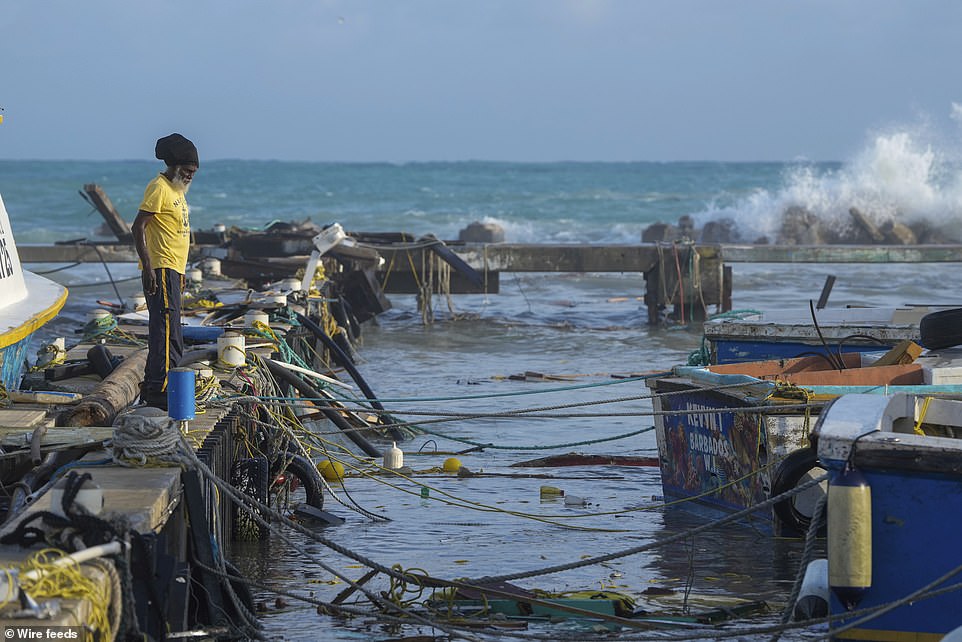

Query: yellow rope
[15,548,113,640]
[913,396,933,435]
[30,342,67,372]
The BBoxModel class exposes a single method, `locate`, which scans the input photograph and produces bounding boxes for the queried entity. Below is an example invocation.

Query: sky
[1,0,961,163]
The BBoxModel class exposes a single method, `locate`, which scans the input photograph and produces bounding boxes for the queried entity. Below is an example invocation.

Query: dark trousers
[142,268,184,395]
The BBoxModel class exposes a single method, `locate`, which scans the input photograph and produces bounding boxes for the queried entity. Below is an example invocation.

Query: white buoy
[281,277,302,292]
[217,332,246,367]
[131,292,147,309]
[384,442,404,470]
[244,310,270,328]
[267,293,287,307]
[213,223,227,233]
[187,267,203,285]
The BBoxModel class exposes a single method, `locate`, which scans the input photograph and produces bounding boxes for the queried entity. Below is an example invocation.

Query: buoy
[384,442,403,470]
[131,292,147,309]
[828,466,872,610]
[420,486,430,498]
[793,558,829,620]
[213,223,227,233]
[167,367,196,421]
[281,277,302,292]
[217,332,246,367]
[540,485,565,498]
[564,494,588,507]
[244,310,270,328]
[442,457,461,473]
[317,459,344,482]
[186,267,203,285]
[266,293,288,307]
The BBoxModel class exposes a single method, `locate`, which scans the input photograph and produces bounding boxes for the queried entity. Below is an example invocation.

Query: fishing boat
[815,391,962,641]
[646,348,962,536]
[703,305,942,365]
[0,194,67,391]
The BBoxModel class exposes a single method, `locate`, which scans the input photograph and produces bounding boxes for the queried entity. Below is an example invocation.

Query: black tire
[272,455,324,510]
[771,447,827,537]
[919,308,962,350]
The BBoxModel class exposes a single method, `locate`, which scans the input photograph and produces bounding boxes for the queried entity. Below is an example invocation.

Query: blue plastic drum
[167,367,196,421]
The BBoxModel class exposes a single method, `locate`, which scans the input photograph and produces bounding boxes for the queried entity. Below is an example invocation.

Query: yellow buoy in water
[442,457,462,473]
[317,459,344,482]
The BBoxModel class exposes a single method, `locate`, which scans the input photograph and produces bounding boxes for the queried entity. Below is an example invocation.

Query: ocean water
[2,130,962,640]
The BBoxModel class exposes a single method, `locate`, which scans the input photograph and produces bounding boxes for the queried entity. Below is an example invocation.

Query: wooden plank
[0,426,112,446]
[0,409,48,428]
[82,183,133,242]
[20,244,140,263]
[404,244,710,272]
[3,465,183,534]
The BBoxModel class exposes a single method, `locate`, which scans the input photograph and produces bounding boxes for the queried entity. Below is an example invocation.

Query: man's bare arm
[132,210,157,295]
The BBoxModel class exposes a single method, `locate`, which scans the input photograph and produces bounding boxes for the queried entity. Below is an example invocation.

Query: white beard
[172,175,191,194]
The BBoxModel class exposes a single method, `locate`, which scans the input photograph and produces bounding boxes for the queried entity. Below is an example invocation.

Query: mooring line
[465,474,829,585]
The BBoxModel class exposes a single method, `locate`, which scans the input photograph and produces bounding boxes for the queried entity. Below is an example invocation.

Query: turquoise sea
[2,131,962,640]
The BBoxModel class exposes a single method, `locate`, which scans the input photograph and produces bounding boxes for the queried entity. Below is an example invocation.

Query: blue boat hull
[648,377,815,535]
[712,339,885,365]
[816,393,962,641]
[0,332,37,392]
[826,465,962,640]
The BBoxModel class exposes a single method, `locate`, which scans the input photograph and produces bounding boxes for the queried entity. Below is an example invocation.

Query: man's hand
[142,268,157,296]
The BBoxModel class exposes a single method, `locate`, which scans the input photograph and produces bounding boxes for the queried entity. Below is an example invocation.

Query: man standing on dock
[132,133,198,410]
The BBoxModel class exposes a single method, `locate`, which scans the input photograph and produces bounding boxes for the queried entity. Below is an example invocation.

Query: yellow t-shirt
[139,173,191,273]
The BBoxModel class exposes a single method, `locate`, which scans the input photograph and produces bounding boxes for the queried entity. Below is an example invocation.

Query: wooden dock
[0,307,342,639]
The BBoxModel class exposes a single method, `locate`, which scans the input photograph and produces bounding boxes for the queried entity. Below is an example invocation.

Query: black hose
[808,300,845,371]
[4,449,86,523]
[294,313,384,412]
[262,358,382,458]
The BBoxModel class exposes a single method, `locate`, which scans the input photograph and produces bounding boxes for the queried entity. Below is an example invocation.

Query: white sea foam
[694,128,962,242]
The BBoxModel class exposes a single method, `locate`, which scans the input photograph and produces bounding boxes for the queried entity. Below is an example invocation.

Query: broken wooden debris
[511,454,660,468]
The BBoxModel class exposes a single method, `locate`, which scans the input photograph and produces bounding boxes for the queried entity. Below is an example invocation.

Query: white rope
[111,413,181,466]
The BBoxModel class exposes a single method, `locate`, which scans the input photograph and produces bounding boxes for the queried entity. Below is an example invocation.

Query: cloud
[951,102,962,125]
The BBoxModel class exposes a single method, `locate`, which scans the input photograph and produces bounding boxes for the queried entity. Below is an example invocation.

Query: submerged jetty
[5,184,962,640]
[25,185,962,331]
